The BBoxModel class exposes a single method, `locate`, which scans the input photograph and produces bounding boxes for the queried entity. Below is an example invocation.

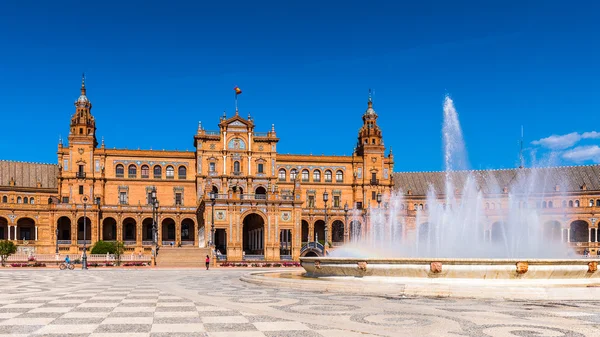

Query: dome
[77,94,88,103]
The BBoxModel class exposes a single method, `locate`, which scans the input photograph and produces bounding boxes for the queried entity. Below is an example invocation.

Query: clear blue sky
[1,1,599,171]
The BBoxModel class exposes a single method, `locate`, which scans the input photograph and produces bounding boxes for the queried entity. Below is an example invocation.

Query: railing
[370,179,379,185]
[58,240,71,245]
[162,241,175,246]
[280,255,292,261]
[4,253,151,263]
[217,254,227,261]
[232,171,242,176]
[253,132,269,137]
[243,254,265,261]
[123,241,136,246]
[331,242,344,247]
[240,194,267,200]
[181,241,194,246]
[76,172,86,179]
[142,241,154,246]
[204,130,220,136]
[77,240,91,245]
[300,242,324,254]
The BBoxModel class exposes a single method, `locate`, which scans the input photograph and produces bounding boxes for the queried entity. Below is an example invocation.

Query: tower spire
[81,72,86,95]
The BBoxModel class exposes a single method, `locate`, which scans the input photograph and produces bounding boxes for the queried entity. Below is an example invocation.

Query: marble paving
[0,269,599,336]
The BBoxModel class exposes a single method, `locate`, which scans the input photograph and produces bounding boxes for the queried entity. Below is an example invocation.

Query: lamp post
[343,202,349,243]
[323,191,329,255]
[55,227,59,255]
[82,196,88,270]
[376,192,382,208]
[151,187,159,265]
[210,191,216,247]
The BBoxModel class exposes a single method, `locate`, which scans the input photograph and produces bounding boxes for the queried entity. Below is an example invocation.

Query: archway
[77,217,92,242]
[215,229,227,254]
[301,220,309,243]
[491,221,505,243]
[142,218,153,242]
[162,218,176,243]
[57,217,71,241]
[102,217,117,241]
[570,220,589,242]
[314,220,325,244]
[17,218,35,241]
[302,250,320,257]
[243,213,265,256]
[332,220,344,245]
[350,220,362,242]
[181,218,195,243]
[543,220,561,242]
[122,217,137,242]
[255,186,266,200]
[0,217,8,240]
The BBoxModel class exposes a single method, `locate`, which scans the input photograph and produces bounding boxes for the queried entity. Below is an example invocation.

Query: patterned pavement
[0,269,599,336]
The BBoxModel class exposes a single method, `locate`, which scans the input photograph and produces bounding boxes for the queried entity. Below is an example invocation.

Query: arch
[181,218,195,241]
[17,196,22,204]
[325,170,332,182]
[76,217,92,241]
[116,164,124,177]
[313,169,321,182]
[575,200,580,207]
[161,218,176,241]
[1,196,6,203]
[596,200,600,207]
[128,164,137,178]
[350,220,362,242]
[591,199,595,207]
[548,201,553,208]
[543,220,561,242]
[166,165,175,179]
[243,213,265,255]
[278,168,286,181]
[255,186,266,199]
[178,166,187,179]
[102,217,117,241]
[23,197,28,204]
[314,220,325,243]
[211,185,219,194]
[300,249,321,257]
[332,220,344,244]
[542,201,547,208]
[29,197,34,205]
[56,217,71,241]
[301,169,309,182]
[141,165,150,178]
[336,170,344,183]
[233,161,240,173]
[153,165,162,179]
[568,200,573,207]
[0,217,8,240]
[122,217,137,241]
[491,221,505,243]
[301,220,309,242]
[290,169,298,181]
[142,218,153,241]
[569,220,588,242]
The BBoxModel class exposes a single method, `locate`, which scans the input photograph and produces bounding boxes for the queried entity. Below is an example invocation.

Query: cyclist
[64,255,71,266]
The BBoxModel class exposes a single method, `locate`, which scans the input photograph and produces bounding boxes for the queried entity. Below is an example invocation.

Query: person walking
[205,255,210,270]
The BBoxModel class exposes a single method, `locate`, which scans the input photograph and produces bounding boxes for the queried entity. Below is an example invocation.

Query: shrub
[0,240,17,266]
[91,240,116,254]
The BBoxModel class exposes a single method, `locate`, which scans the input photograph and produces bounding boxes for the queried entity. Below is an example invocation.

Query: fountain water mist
[332,96,572,259]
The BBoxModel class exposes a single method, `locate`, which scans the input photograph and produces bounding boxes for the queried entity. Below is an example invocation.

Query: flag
[234,86,242,95]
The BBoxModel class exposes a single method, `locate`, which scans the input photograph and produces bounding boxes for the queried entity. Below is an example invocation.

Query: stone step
[156,247,211,267]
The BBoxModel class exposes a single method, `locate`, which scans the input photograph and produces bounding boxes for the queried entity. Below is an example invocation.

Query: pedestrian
[205,255,210,270]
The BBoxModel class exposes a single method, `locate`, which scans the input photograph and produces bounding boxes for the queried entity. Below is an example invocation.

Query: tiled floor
[0,269,598,336]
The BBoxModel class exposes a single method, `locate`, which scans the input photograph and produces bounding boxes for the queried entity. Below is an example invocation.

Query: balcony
[57,240,71,245]
[76,172,86,179]
[370,179,379,185]
[232,171,242,176]
[253,132,269,137]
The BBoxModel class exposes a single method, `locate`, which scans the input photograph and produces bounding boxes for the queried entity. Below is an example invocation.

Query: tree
[0,240,17,266]
[113,241,125,266]
[90,240,116,254]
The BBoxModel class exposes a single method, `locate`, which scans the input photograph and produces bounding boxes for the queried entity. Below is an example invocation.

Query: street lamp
[323,191,329,254]
[55,227,59,255]
[344,202,349,243]
[151,187,159,265]
[82,196,88,270]
[376,192,382,208]
[210,191,216,247]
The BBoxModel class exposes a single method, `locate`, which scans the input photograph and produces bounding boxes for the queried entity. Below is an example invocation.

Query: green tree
[113,241,125,266]
[90,240,116,254]
[0,240,17,266]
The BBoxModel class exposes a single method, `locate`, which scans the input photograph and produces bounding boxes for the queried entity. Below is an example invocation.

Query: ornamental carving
[516,261,528,274]
[281,212,291,222]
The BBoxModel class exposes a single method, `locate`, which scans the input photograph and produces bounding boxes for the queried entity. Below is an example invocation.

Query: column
[561,228,565,242]
[260,228,263,250]
[35,226,38,241]
[589,228,593,242]
[7,226,11,240]
[176,221,181,245]
[488,229,492,242]
[567,229,570,242]
[14,226,17,241]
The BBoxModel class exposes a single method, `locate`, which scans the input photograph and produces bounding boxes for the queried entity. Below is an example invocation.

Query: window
[79,185,84,195]
[166,166,174,179]
[371,191,376,200]
[95,197,100,205]
[141,165,149,178]
[301,169,309,182]
[17,197,22,204]
[591,199,595,207]
[562,200,567,208]
[77,164,85,178]
[29,198,34,205]
[116,164,124,178]
[1,196,6,203]
[278,169,286,181]
[333,196,340,208]
[128,165,137,178]
[23,197,28,204]
[542,201,547,208]
[209,162,216,172]
[62,197,69,203]
[568,200,573,207]
[119,192,127,205]
[325,170,332,182]
[356,201,363,209]
[153,166,162,179]
[308,195,315,208]
[548,201,553,208]
[233,161,240,174]
[336,170,343,183]
[175,193,182,205]
[371,172,377,181]
[147,192,152,205]
[178,166,187,179]
[257,163,264,174]
[290,169,298,180]
[597,200,600,207]
[575,200,580,207]
[313,170,321,182]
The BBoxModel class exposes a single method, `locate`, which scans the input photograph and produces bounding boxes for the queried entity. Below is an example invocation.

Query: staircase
[156,247,211,267]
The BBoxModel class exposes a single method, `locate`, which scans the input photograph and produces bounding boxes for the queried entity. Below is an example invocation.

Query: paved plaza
[0,269,598,336]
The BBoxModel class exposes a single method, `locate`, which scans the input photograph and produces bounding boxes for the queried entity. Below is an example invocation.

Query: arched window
[301,169,309,182]
[233,161,240,174]
[178,166,187,179]
[400,204,405,210]
[596,200,600,207]
[591,199,595,207]
[325,170,332,182]
[2,196,6,203]
[562,200,567,208]
[128,164,137,178]
[548,201,553,208]
[542,201,547,208]
[166,166,174,179]
[17,196,22,204]
[141,165,149,178]
[116,164,124,177]
[30,198,34,205]
[257,163,264,174]
[154,166,162,179]
[569,200,574,207]
[23,197,28,204]
[290,169,298,180]
[575,200,580,207]
[336,170,344,183]
[278,169,286,181]
[313,170,321,182]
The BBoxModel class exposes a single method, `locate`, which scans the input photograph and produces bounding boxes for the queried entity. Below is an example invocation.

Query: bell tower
[355,91,383,156]
[68,73,97,147]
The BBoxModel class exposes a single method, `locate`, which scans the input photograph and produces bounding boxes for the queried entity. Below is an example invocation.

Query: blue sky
[0,1,599,171]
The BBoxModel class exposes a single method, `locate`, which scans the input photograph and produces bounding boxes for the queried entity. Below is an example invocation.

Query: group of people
[582,248,599,257]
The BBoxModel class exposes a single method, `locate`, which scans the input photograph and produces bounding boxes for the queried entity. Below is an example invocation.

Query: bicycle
[59,263,74,270]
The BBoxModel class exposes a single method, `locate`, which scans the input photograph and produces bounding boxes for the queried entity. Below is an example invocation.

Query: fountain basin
[301,257,600,280]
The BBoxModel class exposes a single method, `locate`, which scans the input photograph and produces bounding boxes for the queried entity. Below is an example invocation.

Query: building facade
[0,79,598,260]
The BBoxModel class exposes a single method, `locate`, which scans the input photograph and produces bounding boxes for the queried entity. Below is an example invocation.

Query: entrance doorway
[242,213,265,258]
[215,228,227,255]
